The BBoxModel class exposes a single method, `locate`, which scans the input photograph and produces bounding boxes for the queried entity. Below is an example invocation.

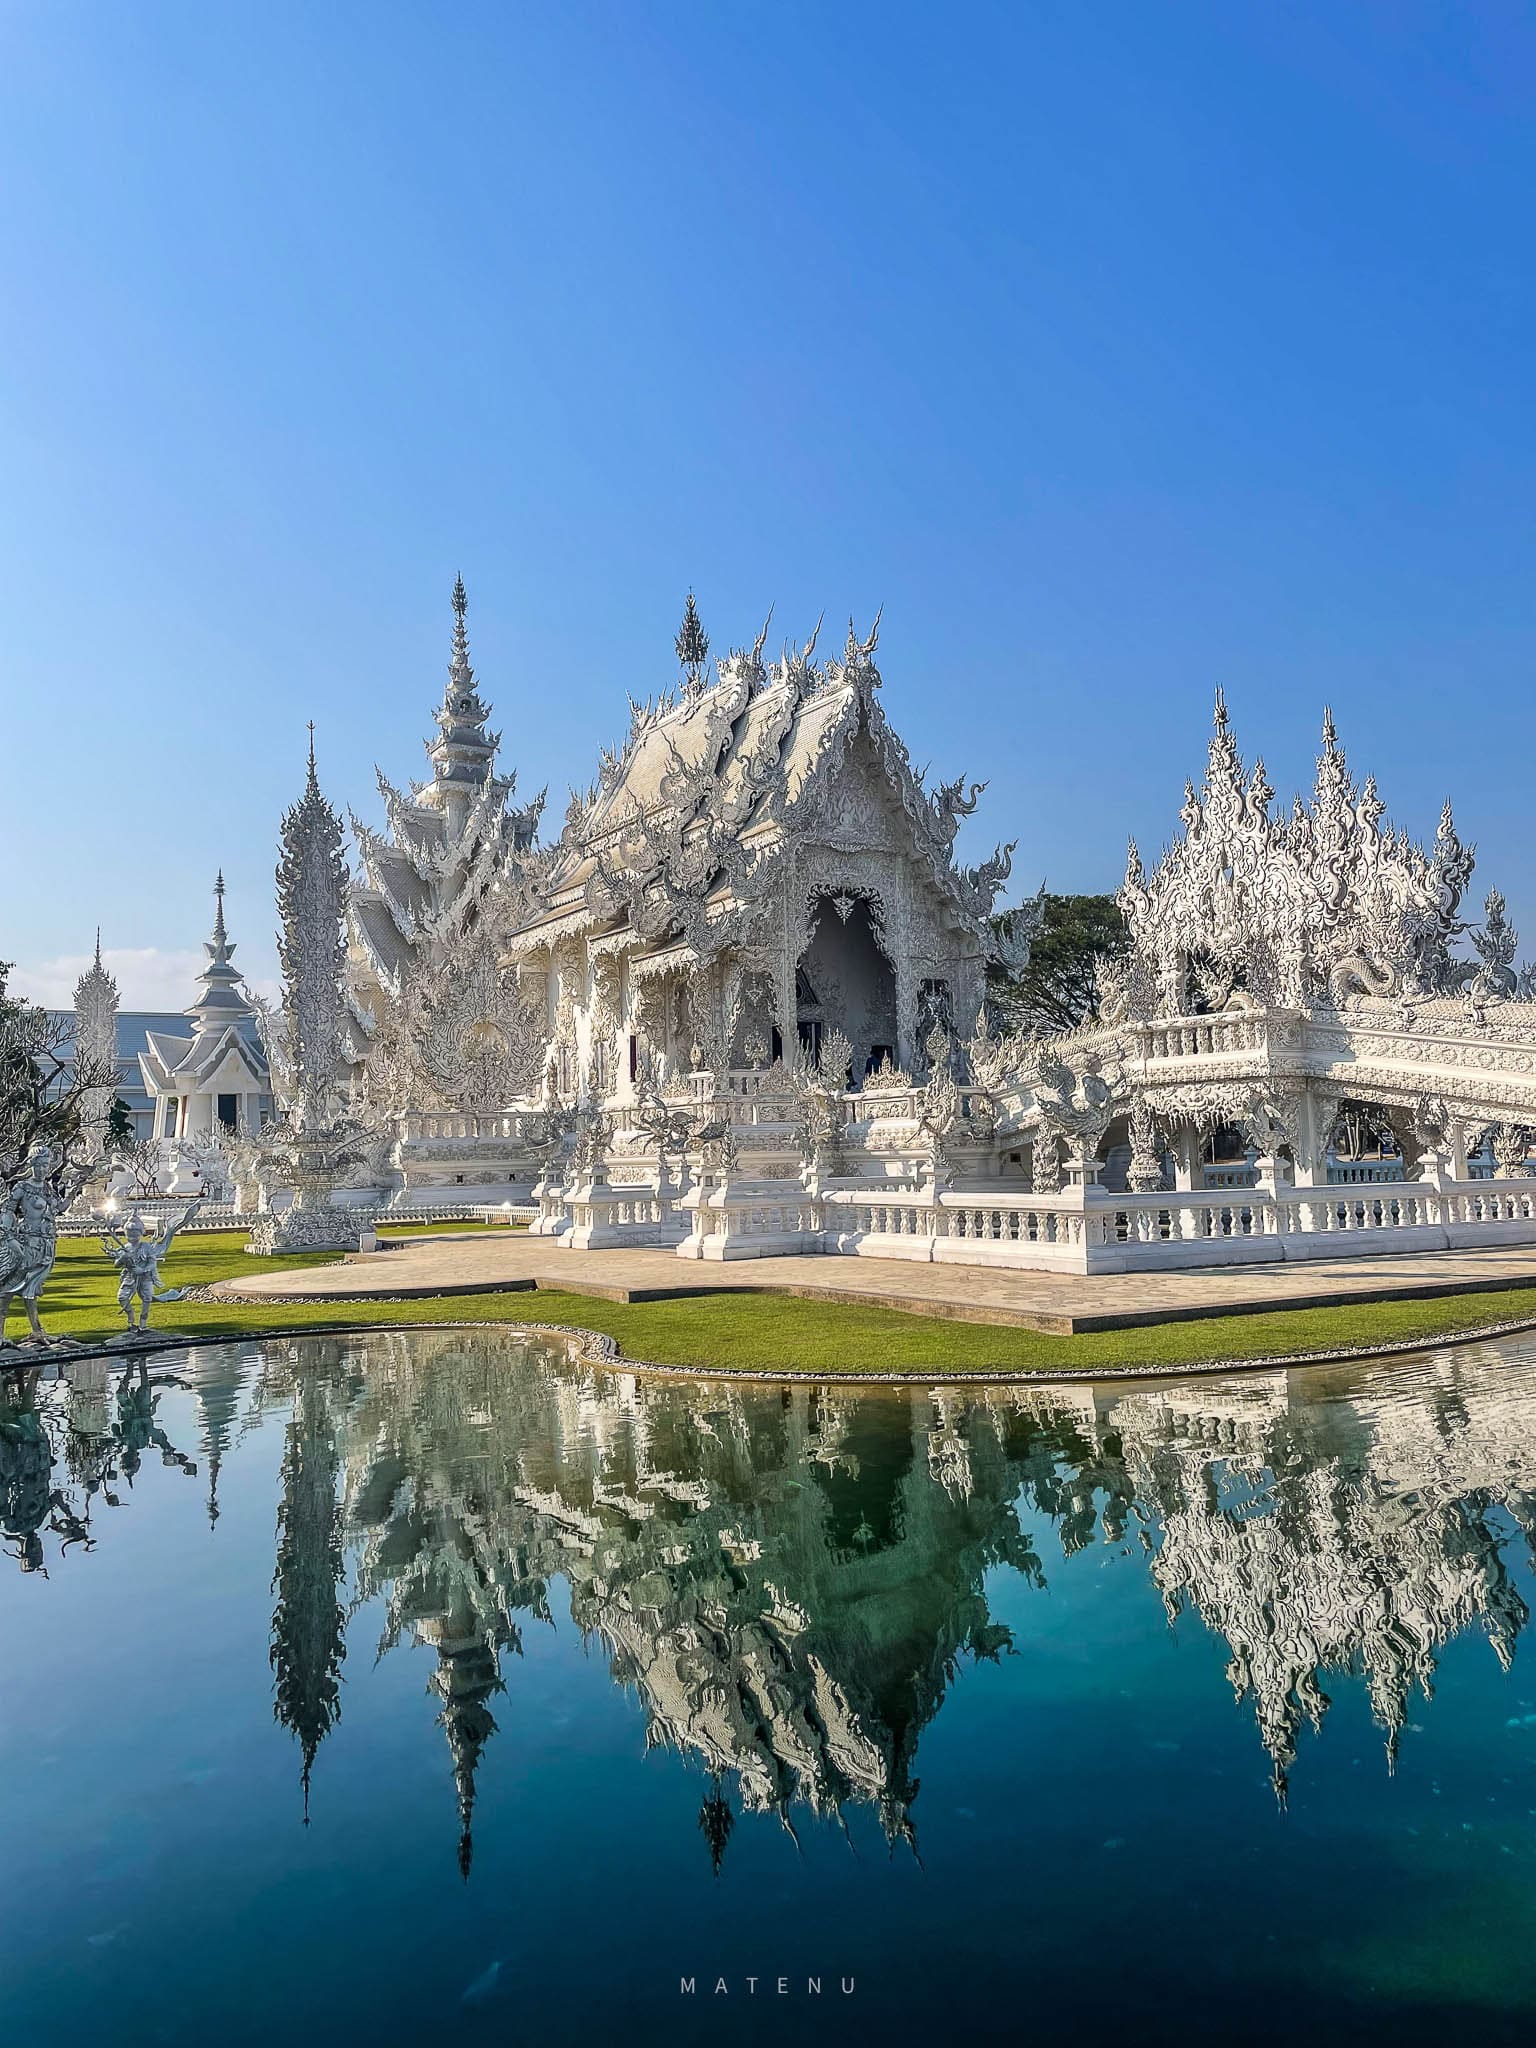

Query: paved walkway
[207,1231,1536,1334]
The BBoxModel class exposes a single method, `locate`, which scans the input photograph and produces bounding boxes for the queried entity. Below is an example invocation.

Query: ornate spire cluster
[346,580,547,1057]
[71,931,120,1159]
[1117,696,1480,1012]
[275,734,351,1131]
[675,590,710,697]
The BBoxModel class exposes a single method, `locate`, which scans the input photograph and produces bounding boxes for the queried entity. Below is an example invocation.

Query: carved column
[1063,1134,1106,1188]
[774,877,797,1065]
[1493,1123,1530,1178]
[1032,1132,1063,1194]
[1290,1086,1338,1188]
[1171,1125,1201,1192]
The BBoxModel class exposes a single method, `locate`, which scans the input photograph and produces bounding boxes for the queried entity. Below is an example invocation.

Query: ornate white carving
[71,934,119,1163]
[0,1142,93,1348]
[252,741,377,1252]
[1120,697,1477,1011]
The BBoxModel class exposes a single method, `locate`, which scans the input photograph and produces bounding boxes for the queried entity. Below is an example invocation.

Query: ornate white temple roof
[137,876,269,1093]
[506,608,1017,966]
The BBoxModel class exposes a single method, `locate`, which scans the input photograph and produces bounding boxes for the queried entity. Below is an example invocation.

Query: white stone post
[1063,1135,1105,1188]
[1171,1127,1201,1191]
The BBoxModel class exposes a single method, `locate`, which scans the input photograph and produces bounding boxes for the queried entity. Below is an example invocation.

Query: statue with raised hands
[99,1196,205,1337]
[0,1141,91,1351]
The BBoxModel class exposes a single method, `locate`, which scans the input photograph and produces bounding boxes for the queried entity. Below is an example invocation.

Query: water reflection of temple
[243,1331,1536,1855]
[22,1328,1536,1863]
[323,1334,1058,1863]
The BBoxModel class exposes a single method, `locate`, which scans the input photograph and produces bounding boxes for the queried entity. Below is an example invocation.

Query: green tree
[0,960,118,1177]
[105,1096,135,1153]
[987,893,1129,1036]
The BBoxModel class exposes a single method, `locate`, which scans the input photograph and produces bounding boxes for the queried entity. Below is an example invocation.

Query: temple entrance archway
[797,892,898,1083]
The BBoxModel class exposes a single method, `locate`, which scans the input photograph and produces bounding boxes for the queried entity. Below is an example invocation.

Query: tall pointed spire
[73,931,121,1160]
[185,873,255,1033]
[275,747,350,1133]
[451,572,471,682]
[425,577,500,816]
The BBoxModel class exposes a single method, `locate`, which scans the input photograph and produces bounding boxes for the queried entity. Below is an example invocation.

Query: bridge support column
[1171,1127,1201,1192]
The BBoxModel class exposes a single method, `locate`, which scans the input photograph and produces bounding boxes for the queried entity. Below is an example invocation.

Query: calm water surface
[8,1328,1536,2044]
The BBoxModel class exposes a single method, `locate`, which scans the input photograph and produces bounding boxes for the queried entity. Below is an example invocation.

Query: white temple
[139,876,271,1143]
[236,582,1536,1272]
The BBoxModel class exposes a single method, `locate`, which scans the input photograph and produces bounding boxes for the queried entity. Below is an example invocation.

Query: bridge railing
[676,1173,1536,1272]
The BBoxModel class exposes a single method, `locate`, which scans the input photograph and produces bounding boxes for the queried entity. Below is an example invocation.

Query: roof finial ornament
[448,575,475,696]
[675,590,710,697]
[306,720,318,789]
[746,603,774,685]
[1213,685,1228,730]
[845,606,883,678]
[94,926,102,969]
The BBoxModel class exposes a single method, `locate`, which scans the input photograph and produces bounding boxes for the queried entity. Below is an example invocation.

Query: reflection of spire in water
[269,1372,347,1820]
[427,1622,504,1882]
[698,1775,733,1875]
[337,1332,1051,1857]
[343,1340,539,1876]
[404,1540,515,1881]
[193,1369,242,1530]
[61,1356,113,1502]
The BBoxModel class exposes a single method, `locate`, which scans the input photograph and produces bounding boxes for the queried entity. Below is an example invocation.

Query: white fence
[671,1174,1536,1272]
[60,1199,244,1238]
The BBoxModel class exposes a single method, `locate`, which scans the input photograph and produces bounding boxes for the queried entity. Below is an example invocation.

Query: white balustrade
[676,1172,1536,1271]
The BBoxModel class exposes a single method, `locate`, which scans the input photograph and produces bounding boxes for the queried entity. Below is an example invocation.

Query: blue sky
[3,1,1534,1005]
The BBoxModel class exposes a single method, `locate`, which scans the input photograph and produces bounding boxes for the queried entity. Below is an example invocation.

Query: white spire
[275,739,350,1132]
[186,872,255,1032]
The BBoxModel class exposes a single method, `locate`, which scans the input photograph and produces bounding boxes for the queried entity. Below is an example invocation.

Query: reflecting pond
[9,1329,1536,2043]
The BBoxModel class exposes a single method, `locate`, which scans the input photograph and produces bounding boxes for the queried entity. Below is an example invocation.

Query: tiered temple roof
[505,608,1017,969]
[138,875,268,1098]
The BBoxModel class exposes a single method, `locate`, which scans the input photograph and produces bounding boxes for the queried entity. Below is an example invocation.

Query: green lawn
[17,1231,1536,1377]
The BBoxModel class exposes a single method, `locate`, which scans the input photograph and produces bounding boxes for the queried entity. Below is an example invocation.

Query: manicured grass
[18,1232,1536,1377]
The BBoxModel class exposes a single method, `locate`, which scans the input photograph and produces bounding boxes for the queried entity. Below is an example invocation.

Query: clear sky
[3,1,1534,1007]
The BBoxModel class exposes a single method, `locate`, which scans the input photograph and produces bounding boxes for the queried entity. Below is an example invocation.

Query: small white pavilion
[139,876,272,1140]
